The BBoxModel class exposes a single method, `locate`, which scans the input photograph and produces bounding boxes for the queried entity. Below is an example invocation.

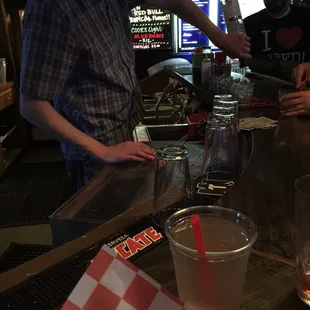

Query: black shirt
[244,5,310,63]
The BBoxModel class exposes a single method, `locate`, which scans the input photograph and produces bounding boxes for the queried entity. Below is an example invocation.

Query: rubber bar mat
[0,243,53,274]
[0,194,215,310]
[0,161,73,228]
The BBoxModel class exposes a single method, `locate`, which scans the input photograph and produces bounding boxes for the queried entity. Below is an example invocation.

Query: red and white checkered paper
[62,245,189,310]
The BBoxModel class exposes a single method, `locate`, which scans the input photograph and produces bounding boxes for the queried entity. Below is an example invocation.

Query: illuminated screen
[178,0,212,51]
[130,6,172,50]
[177,0,265,52]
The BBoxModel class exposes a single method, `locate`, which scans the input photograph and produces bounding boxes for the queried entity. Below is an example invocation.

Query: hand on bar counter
[100,142,156,163]
[280,91,310,117]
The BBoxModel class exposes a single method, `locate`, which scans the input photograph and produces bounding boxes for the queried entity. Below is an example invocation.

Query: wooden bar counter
[1,72,310,309]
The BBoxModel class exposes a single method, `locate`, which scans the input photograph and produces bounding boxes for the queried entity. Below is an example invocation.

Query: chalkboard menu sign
[130,6,172,50]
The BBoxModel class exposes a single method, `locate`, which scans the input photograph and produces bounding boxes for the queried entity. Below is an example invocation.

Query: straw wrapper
[62,245,189,310]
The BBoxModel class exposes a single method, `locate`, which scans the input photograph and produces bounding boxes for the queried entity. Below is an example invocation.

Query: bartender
[20,0,250,193]
[243,0,310,80]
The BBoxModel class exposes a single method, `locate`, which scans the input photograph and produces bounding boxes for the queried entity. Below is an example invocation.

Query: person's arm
[280,91,310,116]
[20,96,155,162]
[247,58,298,82]
[20,96,109,159]
[20,2,107,159]
[145,0,250,59]
[20,2,155,163]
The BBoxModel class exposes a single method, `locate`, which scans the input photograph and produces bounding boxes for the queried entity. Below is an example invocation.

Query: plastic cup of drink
[165,205,257,310]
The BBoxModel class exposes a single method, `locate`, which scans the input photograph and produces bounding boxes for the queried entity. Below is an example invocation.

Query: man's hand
[98,141,156,163]
[146,0,251,60]
[215,32,251,60]
[292,63,310,89]
[280,91,310,116]
[20,96,156,165]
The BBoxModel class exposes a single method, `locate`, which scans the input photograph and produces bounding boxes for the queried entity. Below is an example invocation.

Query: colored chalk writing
[130,6,172,50]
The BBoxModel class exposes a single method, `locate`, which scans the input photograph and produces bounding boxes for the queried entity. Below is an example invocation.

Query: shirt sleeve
[20,1,79,100]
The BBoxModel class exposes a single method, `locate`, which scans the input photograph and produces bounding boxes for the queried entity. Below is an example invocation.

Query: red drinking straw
[190,214,219,310]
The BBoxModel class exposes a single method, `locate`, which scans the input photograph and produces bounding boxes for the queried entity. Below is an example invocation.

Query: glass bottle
[220,0,247,67]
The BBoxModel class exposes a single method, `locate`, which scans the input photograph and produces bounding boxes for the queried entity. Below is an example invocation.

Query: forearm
[146,0,225,45]
[248,58,298,81]
[20,95,106,158]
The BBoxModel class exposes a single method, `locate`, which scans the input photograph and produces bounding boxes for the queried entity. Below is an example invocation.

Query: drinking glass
[278,88,296,100]
[213,94,233,103]
[212,99,240,163]
[212,75,233,95]
[201,118,239,181]
[153,145,193,227]
[220,63,232,76]
[165,205,258,310]
[278,89,297,116]
[211,75,220,94]
[232,79,254,106]
[213,94,233,113]
[212,99,239,120]
[295,175,310,306]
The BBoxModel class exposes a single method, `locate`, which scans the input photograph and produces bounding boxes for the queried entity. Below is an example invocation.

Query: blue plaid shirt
[20,0,145,160]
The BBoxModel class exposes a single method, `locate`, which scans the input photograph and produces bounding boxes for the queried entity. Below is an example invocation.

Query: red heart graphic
[276,27,302,49]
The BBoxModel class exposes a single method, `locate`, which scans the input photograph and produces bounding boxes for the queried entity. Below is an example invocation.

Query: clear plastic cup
[165,205,257,310]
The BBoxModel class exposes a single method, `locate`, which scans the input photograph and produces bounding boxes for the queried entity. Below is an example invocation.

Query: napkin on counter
[239,117,278,131]
[62,245,188,310]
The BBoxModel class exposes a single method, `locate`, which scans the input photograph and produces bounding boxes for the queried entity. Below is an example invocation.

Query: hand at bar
[147,0,251,60]
[292,63,310,90]
[212,32,251,60]
[99,141,156,163]
[280,91,310,117]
